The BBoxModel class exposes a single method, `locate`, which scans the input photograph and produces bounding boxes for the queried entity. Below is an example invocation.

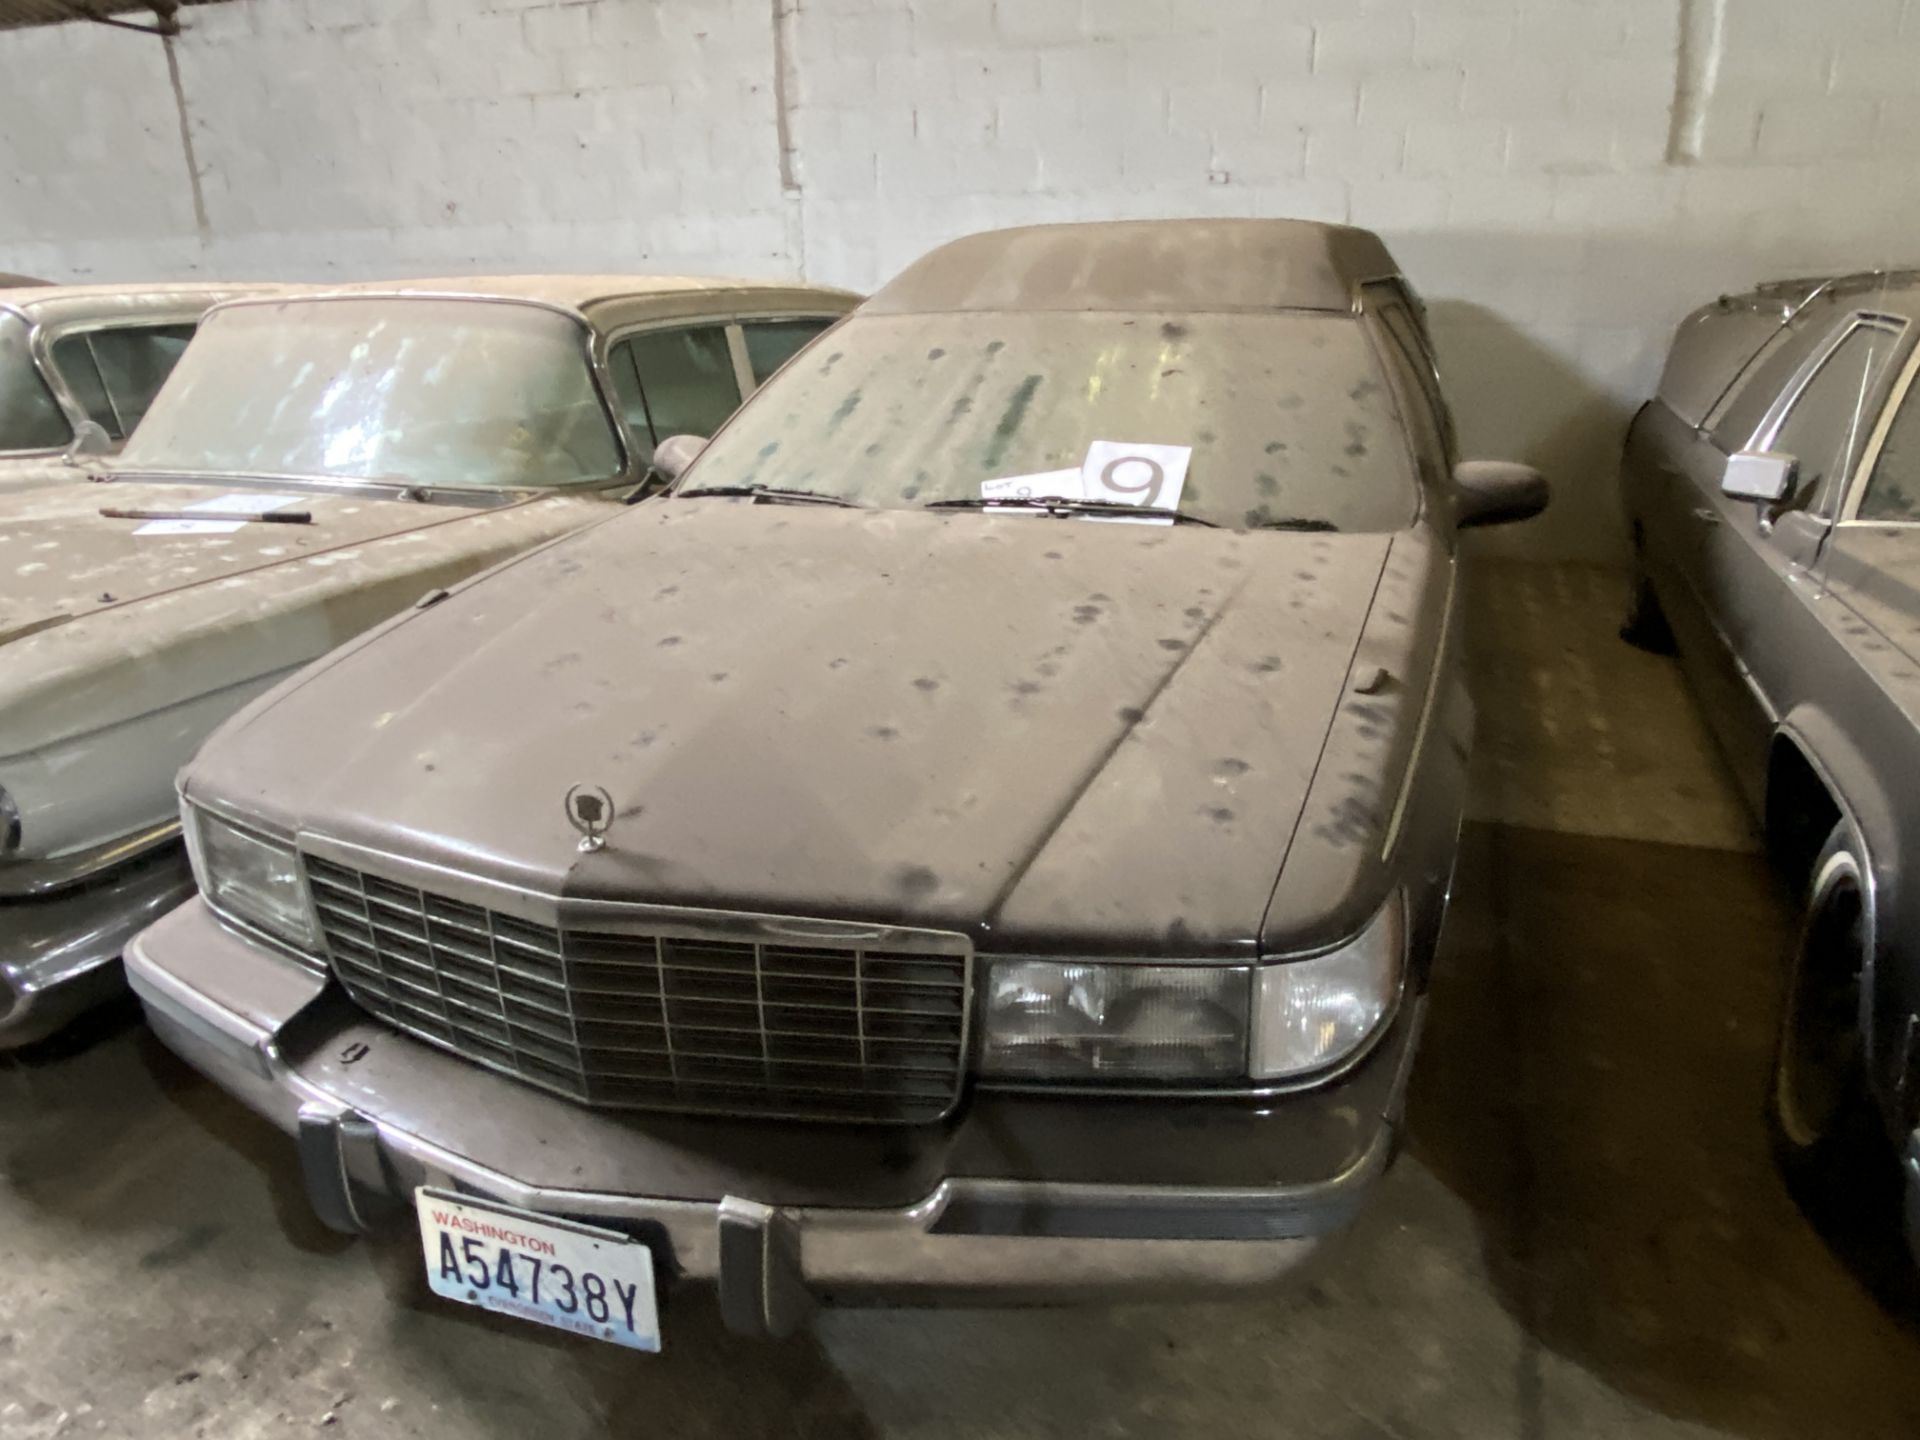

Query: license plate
[415,1188,660,1352]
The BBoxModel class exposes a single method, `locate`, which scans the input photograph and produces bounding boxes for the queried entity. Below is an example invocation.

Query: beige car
[0,274,857,1045]
[1,280,283,495]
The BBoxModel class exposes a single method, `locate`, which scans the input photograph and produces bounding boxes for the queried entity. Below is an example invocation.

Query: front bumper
[0,843,194,1048]
[130,898,1422,1335]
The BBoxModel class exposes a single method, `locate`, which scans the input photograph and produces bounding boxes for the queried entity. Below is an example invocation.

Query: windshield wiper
[675,483,864,508]
[925,496,1219,527]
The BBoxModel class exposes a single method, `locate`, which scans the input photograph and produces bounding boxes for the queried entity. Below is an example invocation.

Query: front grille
[304,856,969,1123]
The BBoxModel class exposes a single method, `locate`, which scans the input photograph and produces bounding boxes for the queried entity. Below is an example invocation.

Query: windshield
[0,313,72,453]
[119,298,622,489]
[680,310,1419,531]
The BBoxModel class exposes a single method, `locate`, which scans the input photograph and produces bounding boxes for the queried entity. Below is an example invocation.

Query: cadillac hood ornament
[564,782,616,853]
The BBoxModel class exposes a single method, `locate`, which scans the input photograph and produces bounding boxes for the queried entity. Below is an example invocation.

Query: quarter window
[743,318,834,385]
[608,325,742,462]
[49,323,196,439]
[1766,323,1905,514]
[1711,325,1831,453]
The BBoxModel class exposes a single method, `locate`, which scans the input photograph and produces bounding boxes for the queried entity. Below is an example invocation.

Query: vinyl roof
[864,220,1401,316]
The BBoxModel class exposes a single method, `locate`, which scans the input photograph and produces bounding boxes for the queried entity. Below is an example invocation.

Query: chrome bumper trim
[0,843,193,1047]
[129,918,1390,1332]
[0,820,182,899]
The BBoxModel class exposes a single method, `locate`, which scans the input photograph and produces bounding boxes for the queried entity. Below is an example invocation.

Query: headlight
[185,805,319,950]
[0,786,19,855]
[1251,891,1405,1080]
[980,960,1250,1081]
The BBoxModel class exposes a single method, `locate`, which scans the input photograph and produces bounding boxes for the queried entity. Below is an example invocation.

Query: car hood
[0,455,86,500]
[0,478,489,645]
[195,501,1398,952]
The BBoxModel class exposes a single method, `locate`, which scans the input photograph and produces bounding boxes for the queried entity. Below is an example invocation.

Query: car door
[1694,314,1910,790]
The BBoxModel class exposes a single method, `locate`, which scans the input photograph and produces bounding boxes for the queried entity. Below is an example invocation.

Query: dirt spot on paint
[896,864,939,897]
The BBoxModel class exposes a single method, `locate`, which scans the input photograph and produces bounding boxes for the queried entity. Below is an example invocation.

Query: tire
[1768,822,1882,1188]
[1618,560,1676,654]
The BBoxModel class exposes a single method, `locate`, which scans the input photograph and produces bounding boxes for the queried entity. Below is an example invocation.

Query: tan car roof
[283,273,862,313]
[0,281,297,328]
[865,219,1401,316]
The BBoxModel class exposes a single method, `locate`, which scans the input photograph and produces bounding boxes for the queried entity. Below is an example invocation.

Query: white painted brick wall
[5,0,1920,561]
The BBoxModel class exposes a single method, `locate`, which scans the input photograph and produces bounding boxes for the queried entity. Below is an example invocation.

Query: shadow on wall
[1426,298,1638,567]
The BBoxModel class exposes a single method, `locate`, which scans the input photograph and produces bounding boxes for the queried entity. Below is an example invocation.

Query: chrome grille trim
[299,842,971,1124]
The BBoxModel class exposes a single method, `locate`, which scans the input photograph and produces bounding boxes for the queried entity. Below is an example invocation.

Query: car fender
[1772,703,1907,1095]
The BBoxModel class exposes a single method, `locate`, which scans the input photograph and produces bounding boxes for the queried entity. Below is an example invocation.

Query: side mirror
[63,420,112,462]
[650,433,707,485]
[1453,460,1549,529]
[1722,450,1795,503]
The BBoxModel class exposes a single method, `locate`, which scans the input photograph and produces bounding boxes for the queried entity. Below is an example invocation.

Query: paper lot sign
[980,441,1192,520]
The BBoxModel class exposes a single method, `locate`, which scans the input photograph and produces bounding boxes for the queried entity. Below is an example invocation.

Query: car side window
[50,334,117,436]
[1766,323,1905,515]
[1856,382,1920,521]
[49,323,196,439]
[1712,323,1843,453]
[742,318,835,386]
[607,325,741,464]
[87,324,194,434]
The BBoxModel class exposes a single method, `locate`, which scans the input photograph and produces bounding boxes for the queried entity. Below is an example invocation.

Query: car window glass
[1857,381,1920,521]
[605,340,653,451]
[1769,324,1905,514]
[680,310,1419,532]
[121,298,621,489]
[0,313,71,450]
[619,325,740,463]
[1712,323,1838,451]
[744,318,833,385]
[84,323,195,435]
[1371,310,1447,476]
[49,333,118,436]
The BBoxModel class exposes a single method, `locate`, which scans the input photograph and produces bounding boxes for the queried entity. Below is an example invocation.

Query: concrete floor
[5,561,1920,1439]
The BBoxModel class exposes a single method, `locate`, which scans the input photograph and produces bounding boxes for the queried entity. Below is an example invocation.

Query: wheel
[1769,822,1880,1184]
[1618,559,1676,654]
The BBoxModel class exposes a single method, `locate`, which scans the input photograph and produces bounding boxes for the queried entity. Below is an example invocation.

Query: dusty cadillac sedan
[1620,267,1920,1255]
[130,221,1545,1345]
[1,279,278,495]
[1,275,856,1046]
